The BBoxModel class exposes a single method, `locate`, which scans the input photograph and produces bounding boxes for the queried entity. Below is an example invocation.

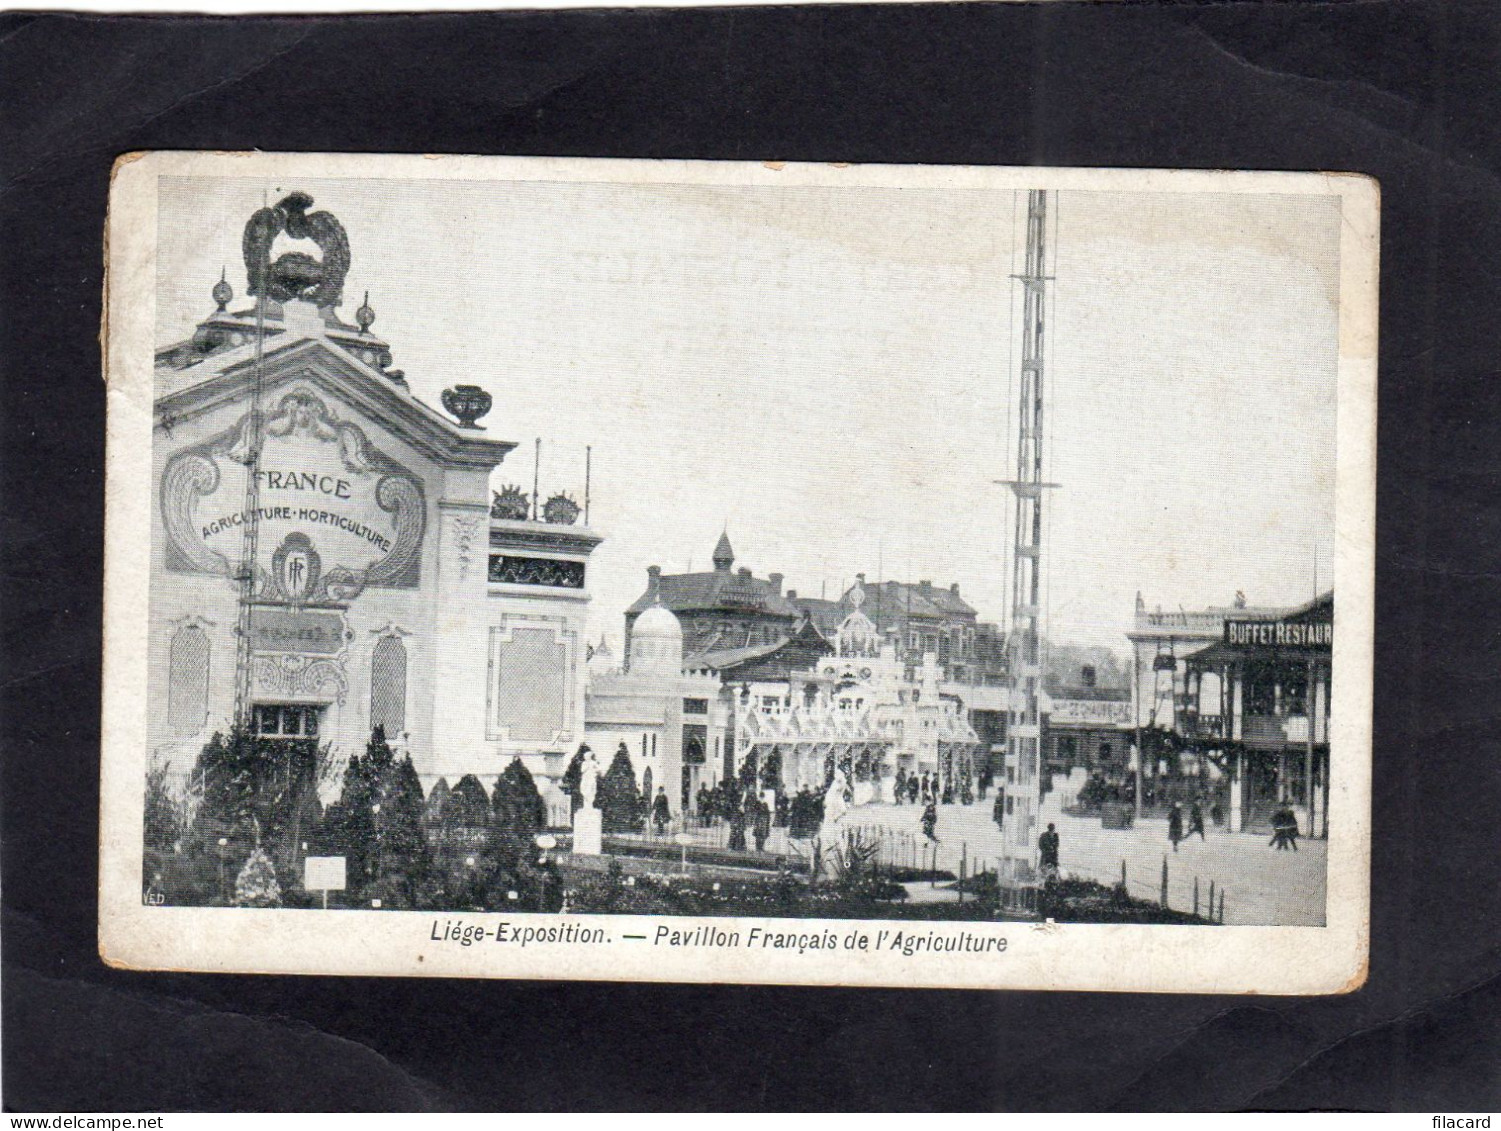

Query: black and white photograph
[98,153,1375,992]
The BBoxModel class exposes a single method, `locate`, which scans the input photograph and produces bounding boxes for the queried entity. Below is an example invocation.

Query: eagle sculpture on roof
[242,191,351,309]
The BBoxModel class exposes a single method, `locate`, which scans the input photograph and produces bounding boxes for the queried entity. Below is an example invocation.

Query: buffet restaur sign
[1223,619,1333,648]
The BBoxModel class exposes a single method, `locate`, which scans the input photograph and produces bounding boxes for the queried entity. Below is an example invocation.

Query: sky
[156,175,1340,656]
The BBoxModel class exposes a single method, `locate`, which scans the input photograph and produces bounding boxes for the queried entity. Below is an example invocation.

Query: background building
[1042,667,1133,778]
[1127,590,1287,734]
[1180,591,1333,836]
[624,533,803,658]
[625,538,1010,687]
[838,575,1005,686]
[1123,588,1332,835]
[723,584,986,802]
[585,604,729,814]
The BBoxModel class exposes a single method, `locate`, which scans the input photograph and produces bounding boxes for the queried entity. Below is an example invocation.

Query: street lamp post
[371,801,382,908]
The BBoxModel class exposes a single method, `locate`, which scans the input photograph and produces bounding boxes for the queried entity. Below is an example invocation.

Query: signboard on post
[1047,698,1133,727]
[304,855,346,909]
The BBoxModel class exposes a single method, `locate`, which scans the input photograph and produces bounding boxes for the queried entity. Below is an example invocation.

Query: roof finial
[211,267,233,313]
[355,290,375,334]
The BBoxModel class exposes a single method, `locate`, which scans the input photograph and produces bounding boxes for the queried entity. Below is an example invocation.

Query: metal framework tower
[1000,189,1057,875]
[231,263,270,729]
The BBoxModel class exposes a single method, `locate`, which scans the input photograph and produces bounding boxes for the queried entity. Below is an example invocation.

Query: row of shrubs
[146,726,578,911]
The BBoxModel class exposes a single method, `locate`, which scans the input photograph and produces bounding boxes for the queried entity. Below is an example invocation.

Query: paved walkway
[632,798,1326,925]
[835,801,1327,926]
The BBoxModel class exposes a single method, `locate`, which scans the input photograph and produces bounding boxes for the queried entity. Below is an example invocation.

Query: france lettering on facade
[161,389,426,592]
[256,469,353,497]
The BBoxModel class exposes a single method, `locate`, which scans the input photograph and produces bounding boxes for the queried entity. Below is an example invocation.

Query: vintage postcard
[99,153,1375,992]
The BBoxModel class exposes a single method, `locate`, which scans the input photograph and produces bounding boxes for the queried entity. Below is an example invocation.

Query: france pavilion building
[149,193,601,799]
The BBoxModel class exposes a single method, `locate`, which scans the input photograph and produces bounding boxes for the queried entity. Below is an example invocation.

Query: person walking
[907,774,920,805]
[728,799,748,851]
[651,787,671,836]
[752,797,772,853]
[1168,802,1184,853]
[1269,804,1295,850]
[1038,822,1060,879]
[894,766,907,805]
[1189,800,1206,840]
[992,790,1005,834]
[921,799,939,843]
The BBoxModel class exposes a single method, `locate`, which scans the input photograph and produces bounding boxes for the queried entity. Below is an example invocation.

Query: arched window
[642,765,653,800]
[370,635,408,739]
[167,624,210,737]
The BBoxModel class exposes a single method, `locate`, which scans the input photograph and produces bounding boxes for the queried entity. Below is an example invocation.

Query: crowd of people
[685,779,782,851]
[891,765,987,808]
[669,766,1306,863]
[670,763,987,850]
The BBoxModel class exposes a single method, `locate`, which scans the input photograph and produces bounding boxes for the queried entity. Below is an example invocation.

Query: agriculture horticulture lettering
[201,505,393,553]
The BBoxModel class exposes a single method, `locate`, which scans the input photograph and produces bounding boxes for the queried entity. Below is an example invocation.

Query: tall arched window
[642,765,653,801]
[370,635,408,739]
[167,624,210,737]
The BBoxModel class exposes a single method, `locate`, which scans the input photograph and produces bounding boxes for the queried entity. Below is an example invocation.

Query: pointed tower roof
[712,530,735,572]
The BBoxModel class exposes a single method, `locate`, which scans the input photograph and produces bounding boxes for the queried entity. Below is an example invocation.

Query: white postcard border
[99,152,1376,993]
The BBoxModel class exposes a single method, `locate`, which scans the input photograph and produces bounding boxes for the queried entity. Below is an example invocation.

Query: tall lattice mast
[999,189,1057,874]
[229,192,352,729]
[231,244,270,729]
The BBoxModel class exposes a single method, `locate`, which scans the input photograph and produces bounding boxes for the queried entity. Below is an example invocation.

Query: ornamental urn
[441,384,492,428]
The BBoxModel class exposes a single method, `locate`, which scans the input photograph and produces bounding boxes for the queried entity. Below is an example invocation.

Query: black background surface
[3,1,1499,1112]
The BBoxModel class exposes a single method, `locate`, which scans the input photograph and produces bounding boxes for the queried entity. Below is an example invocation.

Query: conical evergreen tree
[423,777,452,836]
[496,756,546,835]
[467,760,542,911]
[318,726,399,897]
[598,743,643,834]
[443,774,486,828]
[235,845,282,907]
[188,727,261,837]
[144,757,183,856]
[371,753,430,907]
[432,774,493,910]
